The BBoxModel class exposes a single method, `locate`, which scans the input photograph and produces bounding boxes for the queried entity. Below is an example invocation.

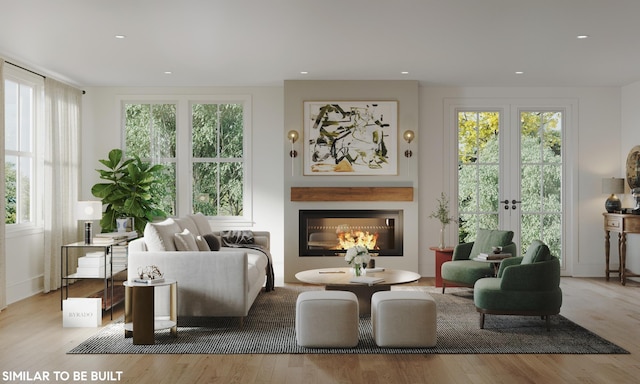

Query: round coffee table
[295,267,421,315]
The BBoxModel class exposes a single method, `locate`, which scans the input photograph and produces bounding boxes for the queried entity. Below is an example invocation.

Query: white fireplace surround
[282,80,420,283]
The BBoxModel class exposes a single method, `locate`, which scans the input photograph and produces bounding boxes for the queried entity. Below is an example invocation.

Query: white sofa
[127,213,271,320]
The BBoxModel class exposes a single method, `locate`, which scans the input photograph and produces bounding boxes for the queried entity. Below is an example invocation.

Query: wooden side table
[123,279,178,345]
[430,246,456,287]
[603,212,640,285]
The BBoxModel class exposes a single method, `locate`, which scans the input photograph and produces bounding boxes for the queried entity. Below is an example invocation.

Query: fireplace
[299,209,403,256]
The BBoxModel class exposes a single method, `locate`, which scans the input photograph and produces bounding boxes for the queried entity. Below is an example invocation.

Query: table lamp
[76,201,102,244]
[602,177,625,213]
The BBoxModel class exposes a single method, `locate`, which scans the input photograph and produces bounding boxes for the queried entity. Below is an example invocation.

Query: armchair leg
[479,313,485,329]
[545,315,550,332]
[442,283,446,294]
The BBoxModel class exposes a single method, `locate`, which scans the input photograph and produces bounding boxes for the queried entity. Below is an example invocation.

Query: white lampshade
[602,178,625,195]
[75,201,102,221]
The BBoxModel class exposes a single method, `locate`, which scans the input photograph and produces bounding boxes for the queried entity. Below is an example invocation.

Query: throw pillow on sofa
[195,235,210,251]
[174,229,199,251]
[203,233,221,251]
[144,218,181,251]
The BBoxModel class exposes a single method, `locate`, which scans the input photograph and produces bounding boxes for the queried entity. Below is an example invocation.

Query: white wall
[5,228,44,303]
[621,81,640,277]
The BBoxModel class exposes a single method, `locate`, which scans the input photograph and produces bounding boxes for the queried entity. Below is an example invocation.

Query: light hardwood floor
[1,277,638,384]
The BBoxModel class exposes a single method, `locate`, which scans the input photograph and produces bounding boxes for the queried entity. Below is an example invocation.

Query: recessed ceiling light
[515,71,524,75]
[576,35,589,39]
[115,35,126,39]
[164,71,172,75]
[300,71,309,75]
[401,71,409,75]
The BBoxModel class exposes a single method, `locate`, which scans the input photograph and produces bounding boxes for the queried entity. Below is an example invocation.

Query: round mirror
[626,145,640,189]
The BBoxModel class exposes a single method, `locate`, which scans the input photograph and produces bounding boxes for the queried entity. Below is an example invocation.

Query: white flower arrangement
[345,245,371,266]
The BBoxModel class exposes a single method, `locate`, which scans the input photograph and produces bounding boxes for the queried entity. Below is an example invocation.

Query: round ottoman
[371,291,437,347]
[295,290,359,348]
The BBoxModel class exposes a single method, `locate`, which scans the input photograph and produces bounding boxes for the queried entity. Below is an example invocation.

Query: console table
[603,213,640,285]
[61,237,133,319]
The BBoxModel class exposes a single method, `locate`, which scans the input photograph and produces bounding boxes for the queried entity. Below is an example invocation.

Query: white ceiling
[2,0,640,88]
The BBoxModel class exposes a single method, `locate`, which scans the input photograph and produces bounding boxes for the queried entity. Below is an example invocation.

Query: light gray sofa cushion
[143,218,181,251]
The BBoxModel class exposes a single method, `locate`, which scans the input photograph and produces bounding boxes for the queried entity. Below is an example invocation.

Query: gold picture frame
[626,145,640,189]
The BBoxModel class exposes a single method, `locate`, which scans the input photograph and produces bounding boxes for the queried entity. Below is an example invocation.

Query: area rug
[68,285,628,355]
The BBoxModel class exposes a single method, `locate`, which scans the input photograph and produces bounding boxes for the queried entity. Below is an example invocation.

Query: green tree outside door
[457,110,563,259]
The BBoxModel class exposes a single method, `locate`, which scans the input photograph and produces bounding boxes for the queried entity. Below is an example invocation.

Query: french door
[453,103,567,261]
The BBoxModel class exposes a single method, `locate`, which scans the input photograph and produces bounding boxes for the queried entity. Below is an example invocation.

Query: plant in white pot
[91,149,167,234]
[429,192,457,249]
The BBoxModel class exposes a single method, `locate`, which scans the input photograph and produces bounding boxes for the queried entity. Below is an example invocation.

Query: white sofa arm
[128,250,251,317]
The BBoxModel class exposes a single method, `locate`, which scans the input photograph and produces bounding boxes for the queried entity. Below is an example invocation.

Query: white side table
[123,279,177,345]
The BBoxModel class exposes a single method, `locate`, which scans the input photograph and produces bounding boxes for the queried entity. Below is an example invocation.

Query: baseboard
[7,275,43,305]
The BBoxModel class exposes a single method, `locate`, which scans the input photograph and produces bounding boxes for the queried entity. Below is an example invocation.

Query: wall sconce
[287,130,299,158]
[403,130,415,158]
[602,177,625,213]
[75,201,102,244]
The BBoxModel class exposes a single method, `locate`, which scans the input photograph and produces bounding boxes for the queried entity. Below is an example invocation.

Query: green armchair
[473,240,563,331]
[441,229,517,293]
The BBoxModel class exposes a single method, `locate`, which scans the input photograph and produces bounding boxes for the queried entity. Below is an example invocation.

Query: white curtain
[0,58,6,310]
[43,78,81,292]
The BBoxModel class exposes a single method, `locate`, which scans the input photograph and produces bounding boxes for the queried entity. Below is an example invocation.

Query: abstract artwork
[303,101,398,175]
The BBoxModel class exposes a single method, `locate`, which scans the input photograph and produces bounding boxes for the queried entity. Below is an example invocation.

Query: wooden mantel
[290,187,413,202]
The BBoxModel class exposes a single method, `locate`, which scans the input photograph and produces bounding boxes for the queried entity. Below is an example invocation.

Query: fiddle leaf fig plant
[91,149,167,234]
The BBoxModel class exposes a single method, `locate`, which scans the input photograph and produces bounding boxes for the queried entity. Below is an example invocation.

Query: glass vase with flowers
[345,245,371,276]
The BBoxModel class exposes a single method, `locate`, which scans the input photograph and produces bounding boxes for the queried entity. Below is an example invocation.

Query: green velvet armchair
[473,239,563,331]
[441,229,517,293]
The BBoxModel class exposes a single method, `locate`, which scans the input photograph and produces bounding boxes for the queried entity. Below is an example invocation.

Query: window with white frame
[122,96,252,223]
[123,102,178,216]
[4,67,43,226]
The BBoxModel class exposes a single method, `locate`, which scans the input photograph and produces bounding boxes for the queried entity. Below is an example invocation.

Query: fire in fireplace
[299,209,403,256]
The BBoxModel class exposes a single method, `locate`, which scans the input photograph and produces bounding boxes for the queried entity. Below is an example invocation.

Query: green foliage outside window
[192,103,244,217]
[5,78,34,225]
[5,162,17,224]
[457,111,562,258]
[124,103,177,216]
[124,102,245,217]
